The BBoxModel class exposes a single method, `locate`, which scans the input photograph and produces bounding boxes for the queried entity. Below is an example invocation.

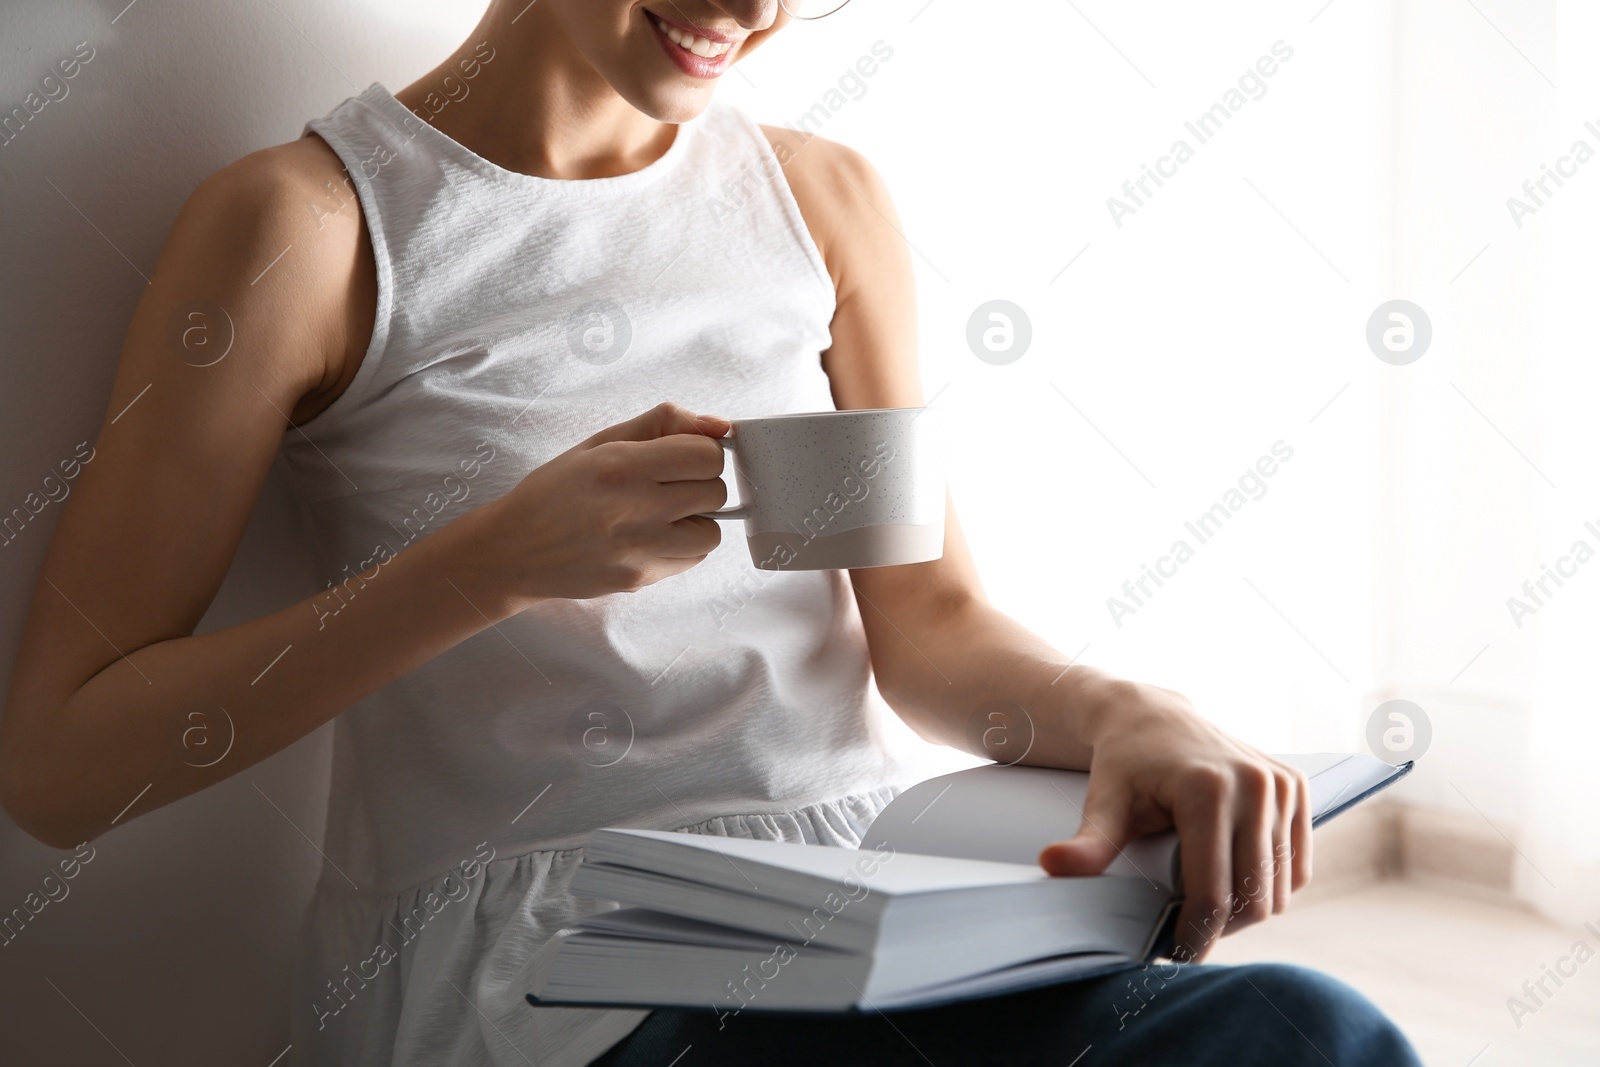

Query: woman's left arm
[768,129,1312,962]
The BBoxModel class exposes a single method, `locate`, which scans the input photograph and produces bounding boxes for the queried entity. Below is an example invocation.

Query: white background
[725,0,1597,929]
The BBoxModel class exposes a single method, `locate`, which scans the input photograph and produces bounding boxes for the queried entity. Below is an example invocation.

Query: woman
[0,1,1420,1064]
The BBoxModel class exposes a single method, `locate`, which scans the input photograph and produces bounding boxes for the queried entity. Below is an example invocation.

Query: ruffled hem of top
[290,785,902,1067]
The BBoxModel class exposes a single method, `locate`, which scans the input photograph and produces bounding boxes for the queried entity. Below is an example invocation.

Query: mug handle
[699,437,748,520]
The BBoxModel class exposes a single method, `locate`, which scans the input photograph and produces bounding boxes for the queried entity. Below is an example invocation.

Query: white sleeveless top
[281,84,912,1066]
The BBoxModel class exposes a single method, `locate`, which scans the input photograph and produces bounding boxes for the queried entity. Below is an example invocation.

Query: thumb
[585,403,729,447]
[1038,787,1134,877]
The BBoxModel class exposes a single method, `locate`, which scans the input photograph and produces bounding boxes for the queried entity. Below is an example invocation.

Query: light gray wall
[0,2,477,1062]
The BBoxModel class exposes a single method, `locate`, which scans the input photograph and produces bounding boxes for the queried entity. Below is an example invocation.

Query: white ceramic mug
[700,408,945,570]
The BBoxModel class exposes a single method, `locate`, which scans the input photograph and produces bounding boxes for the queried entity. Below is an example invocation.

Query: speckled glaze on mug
[703,408,944,571]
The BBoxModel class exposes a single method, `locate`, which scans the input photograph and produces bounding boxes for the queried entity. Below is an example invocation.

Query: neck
[393,0,677,181]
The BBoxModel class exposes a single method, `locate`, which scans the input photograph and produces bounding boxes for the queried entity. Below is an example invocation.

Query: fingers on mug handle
[699,438,747,519]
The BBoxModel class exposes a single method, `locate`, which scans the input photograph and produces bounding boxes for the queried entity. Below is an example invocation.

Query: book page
[860,765,1180,889]
[588,828,1057,898]
[860,753,1410,886]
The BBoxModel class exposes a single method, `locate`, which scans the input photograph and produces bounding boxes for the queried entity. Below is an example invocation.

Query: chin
[604,58,724,123]
[629,86,719,124]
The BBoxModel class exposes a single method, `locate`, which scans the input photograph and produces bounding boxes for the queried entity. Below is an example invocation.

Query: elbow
[0,784,98,852]
[871,667,916,718]
[870,669,950,747]
[863,588,986,717]
[0,742,99,851]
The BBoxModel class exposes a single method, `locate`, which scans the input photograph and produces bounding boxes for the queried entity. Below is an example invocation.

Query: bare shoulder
[755,127,918,411]
[758,126,880,190]
[174,134,365,287]
[160,133,374,415]
[757,126,901,285]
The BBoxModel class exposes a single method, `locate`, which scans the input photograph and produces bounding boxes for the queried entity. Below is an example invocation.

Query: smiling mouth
[647,12,736,59]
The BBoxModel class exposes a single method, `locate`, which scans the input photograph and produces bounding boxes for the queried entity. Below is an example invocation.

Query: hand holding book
[1029,687,1316,962]
[530,753,1410,1014]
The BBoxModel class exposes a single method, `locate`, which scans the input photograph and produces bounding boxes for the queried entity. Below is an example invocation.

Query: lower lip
[647,15,737,79]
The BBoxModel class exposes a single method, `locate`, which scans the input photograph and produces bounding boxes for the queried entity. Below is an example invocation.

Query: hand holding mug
[476,403,729,600]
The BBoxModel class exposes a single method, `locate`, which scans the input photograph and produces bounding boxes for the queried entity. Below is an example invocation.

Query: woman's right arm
[0,139,728,849]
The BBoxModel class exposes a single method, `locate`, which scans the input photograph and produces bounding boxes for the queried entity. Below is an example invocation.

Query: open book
[528,754,1410,1014]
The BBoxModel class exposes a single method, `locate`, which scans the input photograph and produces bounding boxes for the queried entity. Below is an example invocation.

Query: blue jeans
[588,962,1422,1066]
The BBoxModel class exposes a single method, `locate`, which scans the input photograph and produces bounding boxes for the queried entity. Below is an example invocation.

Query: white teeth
[654,15,732,59]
